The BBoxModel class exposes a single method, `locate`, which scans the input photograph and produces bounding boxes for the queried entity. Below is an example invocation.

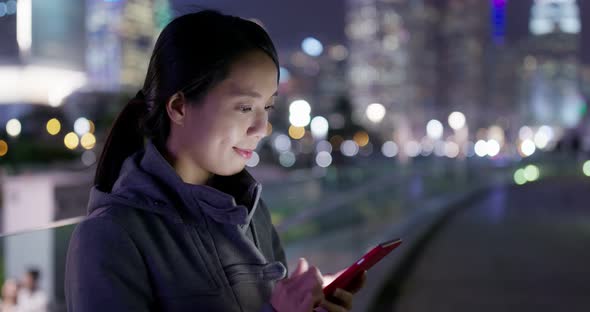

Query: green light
[581,103,588,117]
[514,168,527,185]
[583,160,590,177]
[523,165,540,182]
[154,0,172,31]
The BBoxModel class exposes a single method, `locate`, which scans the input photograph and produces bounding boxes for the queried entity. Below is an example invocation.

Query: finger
[289,265,324,294]
[285,267,324,309]
[301,287,324,310]
[292,258,309,277]
[308,267,326,305]
[308,266,324,287]
[307,266,325,295]
[320,298,347,312]
[332,288,353,310]
[283,258,310,288]
[347,271,367,293]
[322,268,345,287]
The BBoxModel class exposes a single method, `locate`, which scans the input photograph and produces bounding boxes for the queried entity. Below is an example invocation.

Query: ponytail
[94,91,147,192]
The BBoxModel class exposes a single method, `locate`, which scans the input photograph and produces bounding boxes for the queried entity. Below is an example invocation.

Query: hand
[317,270,367,311]
[270,258,325,312]
[324,269,367,294]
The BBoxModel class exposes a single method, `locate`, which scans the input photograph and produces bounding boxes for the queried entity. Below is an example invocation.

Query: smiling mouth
[233,147,253,160]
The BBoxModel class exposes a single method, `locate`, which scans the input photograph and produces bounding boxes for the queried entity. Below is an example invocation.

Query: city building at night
[437,0,489,134]
[345,0,490,158]
[87,0,169,91]
[0,0,170,107]
[345,0,441,144]
[518,0,584,129]
[0,0,87,106]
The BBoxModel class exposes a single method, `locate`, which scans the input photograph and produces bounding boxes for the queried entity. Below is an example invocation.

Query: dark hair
[27,268,40,282]
[95,10,279,192]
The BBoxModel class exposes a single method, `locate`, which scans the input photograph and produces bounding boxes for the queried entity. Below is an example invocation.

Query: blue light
[279,67,290,83]
[491,0,507,45]
[6,0,16,15]
[0,3,6,17]
[302,37,323,57]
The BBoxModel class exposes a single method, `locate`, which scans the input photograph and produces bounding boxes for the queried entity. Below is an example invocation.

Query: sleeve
[270,223,287,274]
[254,200,284,312]
[65,215,154,312]
[259,200,287,275]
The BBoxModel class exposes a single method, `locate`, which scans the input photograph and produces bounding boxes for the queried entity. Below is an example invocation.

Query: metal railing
[0,153,586,311]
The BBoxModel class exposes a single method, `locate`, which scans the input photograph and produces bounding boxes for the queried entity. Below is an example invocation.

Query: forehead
[221,51,278,97]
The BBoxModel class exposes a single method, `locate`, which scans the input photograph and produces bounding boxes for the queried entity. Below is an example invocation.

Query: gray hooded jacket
[65,142,287,311]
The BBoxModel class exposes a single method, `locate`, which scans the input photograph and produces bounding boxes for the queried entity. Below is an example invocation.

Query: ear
[166,92,188,126]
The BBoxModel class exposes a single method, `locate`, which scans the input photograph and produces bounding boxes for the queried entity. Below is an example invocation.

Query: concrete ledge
[352,183,494,311]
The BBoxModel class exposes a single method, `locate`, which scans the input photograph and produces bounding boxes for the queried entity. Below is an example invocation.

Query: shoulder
[66,211,154,311]
[66,205,152,284]
[71,203,163,257]
[83,201,175,238]
[70,207,138,256]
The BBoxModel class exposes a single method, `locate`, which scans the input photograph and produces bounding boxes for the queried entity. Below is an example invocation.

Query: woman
[65,10,365,312]
[0,279,19,312]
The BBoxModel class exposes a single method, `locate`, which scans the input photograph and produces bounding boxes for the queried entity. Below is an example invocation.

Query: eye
[239,105,253,112]
[265,97,277,111]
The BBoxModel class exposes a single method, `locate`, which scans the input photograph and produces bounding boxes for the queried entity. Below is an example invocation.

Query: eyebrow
[229,86,278,98]
[231,90,279,98]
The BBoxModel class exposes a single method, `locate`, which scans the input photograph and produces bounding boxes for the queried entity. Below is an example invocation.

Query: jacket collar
[89,141,261,227]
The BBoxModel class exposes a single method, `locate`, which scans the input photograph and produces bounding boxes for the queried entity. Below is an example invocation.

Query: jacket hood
[87,142,262,227]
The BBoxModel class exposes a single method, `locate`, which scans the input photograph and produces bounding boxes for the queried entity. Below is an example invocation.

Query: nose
[247,110,269,140]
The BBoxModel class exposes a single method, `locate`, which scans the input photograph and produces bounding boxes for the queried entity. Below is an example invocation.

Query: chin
[214,165,245,177]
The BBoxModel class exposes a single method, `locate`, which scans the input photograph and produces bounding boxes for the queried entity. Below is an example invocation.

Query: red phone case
[323,238,402,296]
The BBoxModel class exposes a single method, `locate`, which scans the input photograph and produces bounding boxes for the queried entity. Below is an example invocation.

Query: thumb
[292,258,309,277]
[322,268,346,287]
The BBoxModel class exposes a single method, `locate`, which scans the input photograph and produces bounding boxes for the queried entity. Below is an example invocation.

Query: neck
[162,144,210,185]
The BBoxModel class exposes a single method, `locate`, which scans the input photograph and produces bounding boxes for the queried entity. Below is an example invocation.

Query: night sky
[174,0,589,63]
[171,0,347,52]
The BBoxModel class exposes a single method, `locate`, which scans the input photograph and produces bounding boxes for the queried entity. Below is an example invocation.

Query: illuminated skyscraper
[87,0,172,91]
[518,0,584,129]
[529,0,580,35]
[345,0,440,141]
[0,0,171,106]
[438,0,489,129]
[345,0,491,144]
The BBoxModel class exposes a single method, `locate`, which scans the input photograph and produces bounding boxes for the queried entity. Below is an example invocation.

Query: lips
[233,147,253,160]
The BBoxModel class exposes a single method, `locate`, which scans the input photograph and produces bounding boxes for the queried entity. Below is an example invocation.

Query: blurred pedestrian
[0,279,19,312]
[17,268,48,312]
[65,10,365,312]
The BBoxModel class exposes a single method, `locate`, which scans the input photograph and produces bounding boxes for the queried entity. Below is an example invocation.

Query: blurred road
[381,177,590,311]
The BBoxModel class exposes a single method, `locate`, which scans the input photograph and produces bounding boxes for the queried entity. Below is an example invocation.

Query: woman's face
[1,279,18,300]
[167,50,278,183]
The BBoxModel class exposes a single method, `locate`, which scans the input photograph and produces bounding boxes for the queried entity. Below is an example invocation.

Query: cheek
[215,122,246,145]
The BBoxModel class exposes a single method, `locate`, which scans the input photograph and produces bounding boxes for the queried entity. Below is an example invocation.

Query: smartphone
[323,238,402,296]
